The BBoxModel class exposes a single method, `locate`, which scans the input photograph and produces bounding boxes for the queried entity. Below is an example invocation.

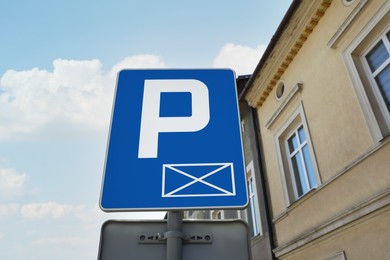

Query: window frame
[275,103,320,206]
[361,29,390,127]
[246,160,262,237]
[343,2,390,141]
[237,160,262,238]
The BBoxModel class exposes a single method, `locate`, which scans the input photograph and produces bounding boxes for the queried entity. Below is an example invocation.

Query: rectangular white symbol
[162,163,236,197]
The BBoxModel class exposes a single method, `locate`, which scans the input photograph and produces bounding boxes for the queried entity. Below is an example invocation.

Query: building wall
[246,0,390,259]
[240,101,274,260]
[281,206,390,260]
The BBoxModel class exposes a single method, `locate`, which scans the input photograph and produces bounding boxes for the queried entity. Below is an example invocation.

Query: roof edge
[239,0,302,102]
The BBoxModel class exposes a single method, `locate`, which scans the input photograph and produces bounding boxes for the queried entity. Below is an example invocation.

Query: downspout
[251,107,276,259]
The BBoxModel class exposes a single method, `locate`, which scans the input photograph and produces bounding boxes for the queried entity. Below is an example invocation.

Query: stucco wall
[250,0,390,258]
[279,207,390,260]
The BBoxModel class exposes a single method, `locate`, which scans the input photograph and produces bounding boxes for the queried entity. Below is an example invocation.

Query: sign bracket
[137,211,214,260]
[138,232,213,244]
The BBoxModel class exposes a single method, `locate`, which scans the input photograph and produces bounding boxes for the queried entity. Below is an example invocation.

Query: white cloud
[0,61,111,141]
[213,43,266,75]
[0,47,264,142]
[0,168,27,200]
[110,54,166,77]
[32,236,87,247]
[0,54,166,142]
[0,203,19,218]
[0,202,165,260]
[20,202,85,220]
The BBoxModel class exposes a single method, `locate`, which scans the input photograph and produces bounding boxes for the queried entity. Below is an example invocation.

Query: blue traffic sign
[100,69,248,211]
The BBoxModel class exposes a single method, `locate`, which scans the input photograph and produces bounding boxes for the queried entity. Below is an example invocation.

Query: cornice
[273,190,390,258]
[246,0,332,108]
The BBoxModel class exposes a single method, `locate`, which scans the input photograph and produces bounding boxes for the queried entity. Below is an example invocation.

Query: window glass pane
[366,40,389,72]
[298,126,306,142]
[288,134,299,153]
[291,152,308,196]
[246,199,255,237]
[250,192,260,235]
[302,145,317,188]
[250,178,254,194]
[375,64,390,111]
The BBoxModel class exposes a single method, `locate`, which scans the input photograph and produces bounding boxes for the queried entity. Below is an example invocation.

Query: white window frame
[245,160,262,237]
[361,27,390,128]
[237,160,262,237]
[285,125,318,198]
[343,1,390,141]
[275,103,320,206]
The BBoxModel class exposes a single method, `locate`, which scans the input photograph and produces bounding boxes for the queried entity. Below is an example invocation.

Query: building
[243,0,390,259]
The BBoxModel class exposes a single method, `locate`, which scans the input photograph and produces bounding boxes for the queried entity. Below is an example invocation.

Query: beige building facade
[244,0,390,259]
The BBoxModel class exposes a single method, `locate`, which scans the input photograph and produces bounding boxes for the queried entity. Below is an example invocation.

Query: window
[239,161,262,237]
[342,0,355,6]
[286,125,317,198]
[275,81,286,100]
[343,4,390,140]
[363,30,390,122]
[275,104,320,205]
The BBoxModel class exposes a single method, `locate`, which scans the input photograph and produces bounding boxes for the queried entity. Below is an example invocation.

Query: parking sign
[100,69,247,211]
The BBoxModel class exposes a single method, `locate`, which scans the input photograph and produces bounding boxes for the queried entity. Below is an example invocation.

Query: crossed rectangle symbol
[162,163,236,198]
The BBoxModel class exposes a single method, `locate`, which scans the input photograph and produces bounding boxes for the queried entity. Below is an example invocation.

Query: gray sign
[98,219,251,260]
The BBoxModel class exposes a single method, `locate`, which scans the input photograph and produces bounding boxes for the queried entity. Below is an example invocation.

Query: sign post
[166,211,183,260]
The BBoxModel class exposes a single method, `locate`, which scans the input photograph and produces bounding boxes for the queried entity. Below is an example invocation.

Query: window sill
[250,233,265,244]
[273,188,318,224]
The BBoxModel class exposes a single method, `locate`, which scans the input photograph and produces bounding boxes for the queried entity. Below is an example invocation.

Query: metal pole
[166,211,183,260]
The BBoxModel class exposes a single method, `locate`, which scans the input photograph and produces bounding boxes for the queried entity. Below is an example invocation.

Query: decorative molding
[265,83,303,129]
[273,189,390,258]
[327,0,368,48]
[247,0,332,108]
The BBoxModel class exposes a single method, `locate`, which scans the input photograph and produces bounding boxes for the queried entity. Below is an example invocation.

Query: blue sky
[0,1,291,259]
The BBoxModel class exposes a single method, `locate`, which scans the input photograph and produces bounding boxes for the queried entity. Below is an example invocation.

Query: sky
[0,1,291,259]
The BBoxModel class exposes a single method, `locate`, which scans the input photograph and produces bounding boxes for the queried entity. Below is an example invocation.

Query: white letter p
[138,79,210,158]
